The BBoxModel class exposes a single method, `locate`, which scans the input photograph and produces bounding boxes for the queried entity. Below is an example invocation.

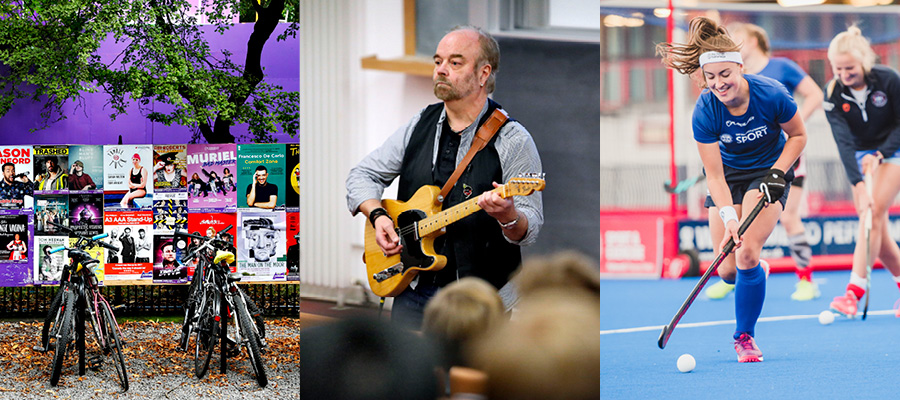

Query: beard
[433,73,479,101]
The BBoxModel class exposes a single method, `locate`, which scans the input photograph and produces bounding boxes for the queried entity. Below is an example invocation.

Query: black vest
[397,100,522,289]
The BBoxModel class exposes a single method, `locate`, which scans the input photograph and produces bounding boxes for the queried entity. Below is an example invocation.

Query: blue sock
[734,264,766,339]
[723,277,735,285]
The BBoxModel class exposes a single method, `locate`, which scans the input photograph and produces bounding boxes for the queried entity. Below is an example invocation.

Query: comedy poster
[236,211,286,281]
[285,143,299,210]
[34,235,67,285]
[103,210,154,281]
[68,145,104,192]
[0,146,35,210]
[236,144,285,210]
[68,237,106,284]
[286,211,299,281]
[185,212,236,279]
[186,144,236,212]
[103,145,153,210]
[35,194,69,236]
[153,144,187,194]
[33,145,68,194]
[69,192,104,238]
[0,212,32,286]
[153,198,187,233]
[153,234,186,284]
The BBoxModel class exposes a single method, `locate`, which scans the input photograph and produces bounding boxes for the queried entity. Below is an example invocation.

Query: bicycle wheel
[234,295,267,387]
[180,263,205,350]
[98,300,129,391]
[38,285,66,352]
[50,289,76,386]
[237,286,266,340]
[193,287,219,378]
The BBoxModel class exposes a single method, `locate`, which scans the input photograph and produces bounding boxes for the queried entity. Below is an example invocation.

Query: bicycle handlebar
[47,222,121,253]
[175,225,233,262]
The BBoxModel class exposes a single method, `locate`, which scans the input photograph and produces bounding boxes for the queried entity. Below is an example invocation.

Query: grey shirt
[346,100,543,246]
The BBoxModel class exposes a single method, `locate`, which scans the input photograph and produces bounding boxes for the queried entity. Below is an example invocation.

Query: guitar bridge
[373,263,405,282]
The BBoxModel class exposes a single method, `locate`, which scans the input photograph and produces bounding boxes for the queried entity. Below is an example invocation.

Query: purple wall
[0,24,298,145]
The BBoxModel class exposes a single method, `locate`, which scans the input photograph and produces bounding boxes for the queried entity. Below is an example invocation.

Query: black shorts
[704,165,793,210]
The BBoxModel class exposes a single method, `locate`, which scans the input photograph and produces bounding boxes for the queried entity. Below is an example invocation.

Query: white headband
[699,51,743,68]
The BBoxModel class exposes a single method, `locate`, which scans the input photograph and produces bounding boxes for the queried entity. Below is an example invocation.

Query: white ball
[677,354,695,373]
[819,310,835,325]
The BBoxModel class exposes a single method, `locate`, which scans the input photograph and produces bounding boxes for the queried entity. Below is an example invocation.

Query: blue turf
[601,269,900,399]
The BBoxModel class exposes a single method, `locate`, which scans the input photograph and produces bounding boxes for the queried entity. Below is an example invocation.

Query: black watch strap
[369,208,391,228]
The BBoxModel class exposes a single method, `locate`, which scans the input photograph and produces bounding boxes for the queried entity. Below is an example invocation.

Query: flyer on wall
[69,192,104,238]
[103,210,154,280]
[286,143,299,211]
[33,145,69,194]
[34,235,68,285]
[236,143,285,211]
[103,145,154,210]
[153,144,187,193]
[68,145,104,193]
[236,211,286,281]
[0,213,32,287]
[286,211,299,281]
[0,146,35,210]
[184,212,236,279]
[153,234,186,283]
[186,143,237,212]
[153,198,187,234]
[35,194,69,236]
[69,237,106,284]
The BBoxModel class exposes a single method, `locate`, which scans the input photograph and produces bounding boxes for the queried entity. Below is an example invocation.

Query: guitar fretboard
[416,187,504,237]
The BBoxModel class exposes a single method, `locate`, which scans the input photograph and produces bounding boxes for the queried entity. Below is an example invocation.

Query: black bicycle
[36,222,128,391]
[175,227,268,387]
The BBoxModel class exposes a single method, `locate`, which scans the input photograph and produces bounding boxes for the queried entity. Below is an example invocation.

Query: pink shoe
[734,333,763,363]
[830,291,859,318]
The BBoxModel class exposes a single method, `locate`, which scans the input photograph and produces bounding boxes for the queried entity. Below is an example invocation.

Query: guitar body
[364,185,448,297]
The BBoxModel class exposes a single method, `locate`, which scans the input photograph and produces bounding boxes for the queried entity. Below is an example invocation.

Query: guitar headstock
[501,173,546,197]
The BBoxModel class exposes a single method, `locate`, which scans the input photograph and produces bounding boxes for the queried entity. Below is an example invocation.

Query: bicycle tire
[180,262,205,350]
[237,286,266,340]
[99,301,129,391]
[234,295,267,387]
[193,287,219,378]
[50,289,76,386]
[39,286,66,352]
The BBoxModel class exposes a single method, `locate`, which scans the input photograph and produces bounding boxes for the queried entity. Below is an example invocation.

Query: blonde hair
[828,25,877,73]
[656,16,741,76]
[729,22,771,56]
[513,250,600,300]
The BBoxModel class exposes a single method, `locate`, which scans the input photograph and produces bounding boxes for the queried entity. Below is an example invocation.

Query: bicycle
[175,227,268,387]
[35,221,129,391]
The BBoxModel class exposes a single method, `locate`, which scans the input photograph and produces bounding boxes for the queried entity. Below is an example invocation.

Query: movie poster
[153,144,187,193]
[33,145,68,194]
[0,146,35,210]
[185,212,236,279]
[69,192,104,238]
[35,235,67,285]
[153,235,187,283]
[153,199,187,233]
[236,211,286,281]
[103,210,154,280]
[103,145,153,210]
[286,211,299,281]
[186,144,237,212]
[0,212,32,287]
[69,237,106,284]
[68,145,104,192]
[35,194,69,236]
[236,143,285,210]
[286,143,299,210]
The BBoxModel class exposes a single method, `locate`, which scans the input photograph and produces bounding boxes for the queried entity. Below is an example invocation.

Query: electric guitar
[363,175,545,297]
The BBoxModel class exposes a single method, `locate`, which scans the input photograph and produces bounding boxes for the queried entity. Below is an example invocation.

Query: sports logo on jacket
[872,91,888,107]
[719,134,734,144]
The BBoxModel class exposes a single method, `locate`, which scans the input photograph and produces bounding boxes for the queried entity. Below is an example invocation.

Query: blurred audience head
[513,250,600,300]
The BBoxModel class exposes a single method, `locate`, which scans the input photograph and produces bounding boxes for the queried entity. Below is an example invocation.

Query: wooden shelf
[361,55,433,77]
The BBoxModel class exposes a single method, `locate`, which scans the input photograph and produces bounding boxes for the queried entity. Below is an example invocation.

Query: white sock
[850,272,868,289]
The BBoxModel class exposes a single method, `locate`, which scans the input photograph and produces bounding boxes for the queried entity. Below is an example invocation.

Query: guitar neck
[417,186,504,237]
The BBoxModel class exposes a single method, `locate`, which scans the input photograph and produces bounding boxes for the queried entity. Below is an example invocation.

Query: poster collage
[0,143,300,287]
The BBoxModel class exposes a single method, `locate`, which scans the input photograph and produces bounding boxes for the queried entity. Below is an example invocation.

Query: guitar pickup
[373,263,405,282]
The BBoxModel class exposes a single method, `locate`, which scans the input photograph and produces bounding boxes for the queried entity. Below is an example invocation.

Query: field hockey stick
[658,196,767,349]
[663,175,705,194]
[862,169,874,320]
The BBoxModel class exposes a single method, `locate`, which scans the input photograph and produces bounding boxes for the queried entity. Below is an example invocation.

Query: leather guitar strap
[436,108,509,205]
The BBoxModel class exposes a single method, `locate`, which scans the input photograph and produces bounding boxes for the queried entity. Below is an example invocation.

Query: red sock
[796,267,812,282]
[847,283,865,300]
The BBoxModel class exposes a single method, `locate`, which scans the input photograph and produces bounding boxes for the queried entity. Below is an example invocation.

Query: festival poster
[103,145,153,210]
[236,211,286,282]
[33,145,68,194]
[153,198,187,233]
[0,212,32,287]
[103,210,154,281]
[153,234,187,283]
[68,145,104,192]
[69,192,104,238]
[0,146,35,210]
[286,211,299,281]
[68,237,106,284]
[34,235,67,285]
[185,212,236,279]
[285,143,299,210]
[186,143,237,212]
[236,143,285,210]
[35,194,69,236]
[153,144,187,193]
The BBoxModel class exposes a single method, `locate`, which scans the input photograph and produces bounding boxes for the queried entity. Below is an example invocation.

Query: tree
[0,0,299,143]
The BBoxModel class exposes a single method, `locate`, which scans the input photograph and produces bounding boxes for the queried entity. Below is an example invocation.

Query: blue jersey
[758,57,807,94]
[692,74,798,170]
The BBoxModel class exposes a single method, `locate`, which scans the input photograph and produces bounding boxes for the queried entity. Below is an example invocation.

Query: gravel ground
[0,318,300,399]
